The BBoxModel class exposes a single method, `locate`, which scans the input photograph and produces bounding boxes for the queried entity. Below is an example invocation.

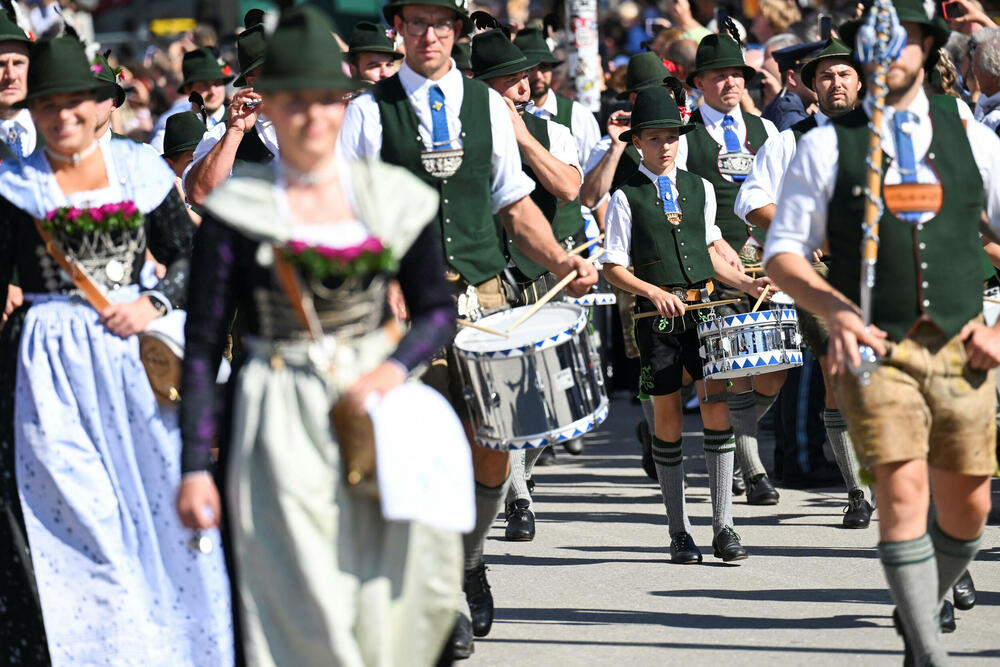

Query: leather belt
[662,279,714,303]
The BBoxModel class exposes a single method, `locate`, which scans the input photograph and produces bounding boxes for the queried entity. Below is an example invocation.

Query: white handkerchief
[368,383,475,533]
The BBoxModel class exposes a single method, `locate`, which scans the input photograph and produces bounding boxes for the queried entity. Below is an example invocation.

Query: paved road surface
[470,395,1000,665]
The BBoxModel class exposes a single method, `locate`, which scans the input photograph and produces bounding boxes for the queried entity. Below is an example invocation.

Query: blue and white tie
[5,125,23,159]
[657,175,681,224]
[429,85,450,149]
[892,110,922,222]
[722,114,745,183]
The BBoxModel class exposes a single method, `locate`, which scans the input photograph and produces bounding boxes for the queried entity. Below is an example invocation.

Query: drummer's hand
[177,473,221,530]
[558,254,599,298]
[647,287,686,318]
[813,248,824,263]
[341,360,408,414]
[100,297,161,338]
[227,88,261,134]
[712,240,744,274]
[960,319,1000,370]
[3,284,23,325]
[826,306,888,376]
[745,276,773,299]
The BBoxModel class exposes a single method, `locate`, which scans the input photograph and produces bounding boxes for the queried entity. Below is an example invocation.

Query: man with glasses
[339,0,597,659]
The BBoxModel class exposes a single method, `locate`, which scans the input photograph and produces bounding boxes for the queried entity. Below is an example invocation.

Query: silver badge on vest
[717,152,753,177]
[421,148,464,179]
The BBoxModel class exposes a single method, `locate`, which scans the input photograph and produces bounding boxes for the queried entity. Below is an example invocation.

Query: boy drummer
[603,87,770,562]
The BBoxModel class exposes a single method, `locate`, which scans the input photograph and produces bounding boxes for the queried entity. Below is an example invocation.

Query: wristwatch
[145,292,170,316]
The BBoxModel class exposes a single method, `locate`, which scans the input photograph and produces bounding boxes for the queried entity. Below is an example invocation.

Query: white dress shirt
[182,115,280,186]
[540,118,583,185]
[338,59,535,214]
[764,89,1000,266]
[150,98,225,154]
[0,109,36,159]
[676,103,779,180]
[734,110,830,224]
[603,163,721,268]
[527,91,602,167]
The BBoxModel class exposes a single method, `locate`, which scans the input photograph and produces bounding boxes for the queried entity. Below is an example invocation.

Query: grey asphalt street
[470,395,1000,666]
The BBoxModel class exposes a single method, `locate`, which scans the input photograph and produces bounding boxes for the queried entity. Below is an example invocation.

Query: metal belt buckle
[717,152,753,176]
[421,148,464,179]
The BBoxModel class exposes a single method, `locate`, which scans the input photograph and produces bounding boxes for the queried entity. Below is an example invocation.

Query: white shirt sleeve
[583,135,611,174]
[487,88,535,213]
[701,178,722,244]
[547,121,583,185]
[761,116,780,138]
[571,102,602,167]
[762,125,838,267]
[181,123,224,186]
[966,119,1000,236]
[675,133,688,171]
[337,92,381,160]
[734,130,794,224]
[603,188,632,267]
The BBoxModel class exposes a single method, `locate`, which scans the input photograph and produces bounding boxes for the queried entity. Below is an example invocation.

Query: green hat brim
[17,80,105,108]
[348,45,404,59]
[474,54,540,82]
[520,49,562,65]
[686,63,757,88]
[621,120,695,144]
[177,72,236,94]
[616,75,671,100]
[383,0,472,36]
[801,53,863,91]
[97,81,126,107]
[839,13,949,54]
[234,57,266,87]
[253,70,366,93]
[163,139,202,157]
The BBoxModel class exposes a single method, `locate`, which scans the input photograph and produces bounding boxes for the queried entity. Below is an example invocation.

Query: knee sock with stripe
[652,436,692,536]
[878,534,947,664]
[822,409,864,494]
[728,392,766,481]
[929,521,982,603]
[704,428,736,535]
[464,473,511,571]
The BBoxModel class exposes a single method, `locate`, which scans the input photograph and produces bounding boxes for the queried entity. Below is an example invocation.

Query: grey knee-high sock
[822,409,864,494]
[930,521,982,603]
[754,390,778,422]
[704,428,736,535]
[641,397,654,431]
[652,436,692,536]
[523,447,545,480]
[728,393,766,481]
[507,448,546,506]
[879,535,947,665]
[464,473,511,571]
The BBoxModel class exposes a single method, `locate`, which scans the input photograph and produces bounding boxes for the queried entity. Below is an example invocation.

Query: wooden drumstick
[750,284,771,313]
[568,234,604,257]
[506,248,605,334]
[633,298,742,320]
[457,319,509,338]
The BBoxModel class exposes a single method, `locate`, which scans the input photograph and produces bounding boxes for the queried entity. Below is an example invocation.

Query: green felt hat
[234,25,267,87]
[382,0,472,36]
[452,41,471,70]
[92,51,125,107]
[254,5,361,93]
[621,85,695,143]
[162,111,206,157]
[18,37,104,107]
[616,51,670,100]
[512,27,561,65]
[686,33,756,87]
[0,11,30,44]
[800,38,862,91]
[177,46,234,93]
[471,29,538,81]
[348,21,403,59]
[839,0,950,54]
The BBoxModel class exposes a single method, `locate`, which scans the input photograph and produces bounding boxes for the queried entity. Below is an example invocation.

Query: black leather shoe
[669,531,703,564]
[464,563,494,637]
[732,466,746,496]
[504,499,535,541]
[637,420,657,481]
[952,569,976,610]
[445,614,474,662]
[712,527,748,562]
[892,609,916,667]
[940,600,956,634]
[843,489,873,529]
[535,446,557,466]
[563,437,583,455]
[745,474,780,505]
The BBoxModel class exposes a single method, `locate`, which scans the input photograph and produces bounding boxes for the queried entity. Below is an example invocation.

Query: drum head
[455,303,587,356]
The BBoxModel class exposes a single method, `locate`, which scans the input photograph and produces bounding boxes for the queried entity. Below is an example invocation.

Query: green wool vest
[374,74,504,285]
[685,108,770,249]
[235,126,274,165]
[546,94,585,241]
[611,144,642,194]
[554,94,573,129]
[827,105,983,341]
[789,114,818,142]
[502,113,556,280]
[621,168,714,287]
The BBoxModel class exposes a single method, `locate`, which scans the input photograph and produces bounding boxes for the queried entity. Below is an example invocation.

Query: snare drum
[697,307,803,380]
[453,303,609,450]
[140,310,186,404]
[565,275,617,307]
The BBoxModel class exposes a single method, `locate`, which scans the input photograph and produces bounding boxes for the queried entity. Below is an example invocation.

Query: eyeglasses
[401,19,456,38]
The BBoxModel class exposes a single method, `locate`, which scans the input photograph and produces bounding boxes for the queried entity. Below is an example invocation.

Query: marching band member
[735,38,874,524]
[176,7,462,664]
[764,2,1000,661]
[347,21,404,84]
[603,86,770,564]
[150,46,234,154]
[338,0,596,656]
[469,28,583,543]
[0,36,232,664]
